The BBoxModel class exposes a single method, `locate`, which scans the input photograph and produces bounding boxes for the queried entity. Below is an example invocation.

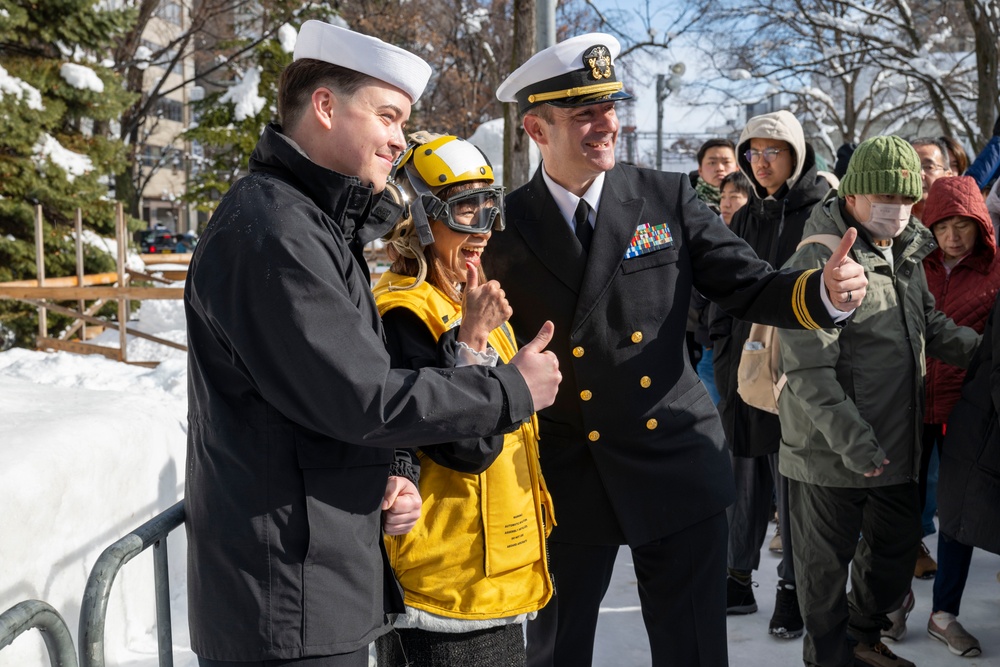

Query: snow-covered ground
[598,533,1000,666]
[0,293,193,667]
[2,279,999,667]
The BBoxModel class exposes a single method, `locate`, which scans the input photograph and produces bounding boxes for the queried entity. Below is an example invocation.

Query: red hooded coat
[923,175,1000,424]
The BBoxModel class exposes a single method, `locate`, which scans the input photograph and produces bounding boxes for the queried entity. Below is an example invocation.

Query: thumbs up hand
[823,228,868,312]
[459,261,512,352]
[509,321,561,411]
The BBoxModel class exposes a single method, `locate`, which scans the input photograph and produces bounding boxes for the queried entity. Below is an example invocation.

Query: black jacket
[710,147,830,457]
[939,292,1000,555]
[381,308,506,473]
[184,124,534,661]
[484,163,835,547]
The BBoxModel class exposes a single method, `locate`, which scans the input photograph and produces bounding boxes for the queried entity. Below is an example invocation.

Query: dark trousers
[198,646,368,667]
[919,424,942,513]
[526,510,729,667]
[932,532,975,615]
[376,625,525,667]
[728,451,795,582]
[789,480,921,667]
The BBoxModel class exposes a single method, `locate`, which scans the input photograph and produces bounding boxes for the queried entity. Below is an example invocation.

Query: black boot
[768,579,803,639]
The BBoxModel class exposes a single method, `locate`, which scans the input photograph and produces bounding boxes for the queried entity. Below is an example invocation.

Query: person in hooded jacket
[710,109,830,640]
[777,136,981,667]
[922,176,1000,494]
[183,21,562,667]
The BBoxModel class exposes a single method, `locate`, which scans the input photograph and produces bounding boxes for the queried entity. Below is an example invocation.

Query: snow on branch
[59,63,105,93]
[277,24,297,54]
[32,134,94,182]
[0,65,45,111]
[219,67,266,122]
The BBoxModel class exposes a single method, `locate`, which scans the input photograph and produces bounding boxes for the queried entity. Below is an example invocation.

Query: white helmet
[382,132,504,286]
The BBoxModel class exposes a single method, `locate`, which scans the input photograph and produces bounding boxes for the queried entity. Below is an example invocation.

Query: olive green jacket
[777,191,980,487]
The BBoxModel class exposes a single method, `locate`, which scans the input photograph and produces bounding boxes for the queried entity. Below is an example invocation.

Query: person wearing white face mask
[858,195,913,240]
[776,135,982,667]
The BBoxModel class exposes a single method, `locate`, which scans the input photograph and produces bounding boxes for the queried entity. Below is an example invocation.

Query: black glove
[993,114,1000,138]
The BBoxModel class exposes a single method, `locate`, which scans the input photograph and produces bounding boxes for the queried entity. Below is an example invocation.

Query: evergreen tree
[0,0,137,347]
[184,30,293,210]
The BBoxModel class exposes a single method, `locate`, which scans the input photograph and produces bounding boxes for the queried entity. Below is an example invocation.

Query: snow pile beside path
[0,298,193,666]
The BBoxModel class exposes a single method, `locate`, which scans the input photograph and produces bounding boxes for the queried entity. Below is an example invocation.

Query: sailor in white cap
[185,21,561,667]
[484,32,869,667]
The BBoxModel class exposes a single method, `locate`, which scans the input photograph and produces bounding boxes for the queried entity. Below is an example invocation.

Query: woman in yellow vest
[373,133,554,666]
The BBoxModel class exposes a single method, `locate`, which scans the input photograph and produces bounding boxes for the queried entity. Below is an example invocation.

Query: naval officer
[484,32,867,667]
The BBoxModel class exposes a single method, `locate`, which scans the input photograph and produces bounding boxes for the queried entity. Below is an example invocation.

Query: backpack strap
[797,233,842,254]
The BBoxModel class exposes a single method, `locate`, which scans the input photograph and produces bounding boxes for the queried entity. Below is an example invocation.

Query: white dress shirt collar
[540,165,605,230]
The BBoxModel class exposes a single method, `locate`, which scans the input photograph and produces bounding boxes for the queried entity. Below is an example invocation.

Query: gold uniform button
[588,431,600,442]
[631,331,643,343]
[640,376,652,388]
[580,390,593,401]
[572,346,585,358]
[646,419,658,430]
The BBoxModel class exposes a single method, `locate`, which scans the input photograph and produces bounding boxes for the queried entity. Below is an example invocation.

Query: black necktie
[574,199,593,253]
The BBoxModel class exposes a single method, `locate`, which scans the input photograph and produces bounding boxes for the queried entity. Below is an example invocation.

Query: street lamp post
[655,63,686,171]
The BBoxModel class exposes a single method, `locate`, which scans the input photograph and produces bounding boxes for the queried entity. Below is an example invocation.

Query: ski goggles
[432,186,506,234]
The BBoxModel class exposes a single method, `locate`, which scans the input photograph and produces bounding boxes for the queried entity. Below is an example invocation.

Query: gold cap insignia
[584,45,612,81]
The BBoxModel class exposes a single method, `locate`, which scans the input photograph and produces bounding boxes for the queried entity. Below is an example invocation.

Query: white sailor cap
[496,32,632,114]
[293,20,432,103]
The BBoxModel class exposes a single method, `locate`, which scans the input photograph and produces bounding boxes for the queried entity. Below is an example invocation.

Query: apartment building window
[142,145,163,167]
[156,1,182,25]
[141,40,183,76]
[156,97,184,122]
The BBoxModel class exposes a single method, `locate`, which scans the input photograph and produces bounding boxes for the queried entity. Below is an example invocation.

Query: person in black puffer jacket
[710,109,830,639]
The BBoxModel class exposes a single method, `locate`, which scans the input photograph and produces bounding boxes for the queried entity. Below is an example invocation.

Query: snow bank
[0,298,194,666]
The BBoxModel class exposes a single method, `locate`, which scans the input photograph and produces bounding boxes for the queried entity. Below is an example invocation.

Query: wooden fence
[0,204,187,366]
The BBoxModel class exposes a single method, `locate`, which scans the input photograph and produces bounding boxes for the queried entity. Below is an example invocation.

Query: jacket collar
[249,123,375,244]
[517,166,588,293]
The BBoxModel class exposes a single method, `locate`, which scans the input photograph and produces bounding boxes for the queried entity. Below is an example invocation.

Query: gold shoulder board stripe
[792,269,822,330]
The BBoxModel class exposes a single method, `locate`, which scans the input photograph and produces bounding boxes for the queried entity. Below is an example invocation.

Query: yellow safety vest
[373,272,554,619]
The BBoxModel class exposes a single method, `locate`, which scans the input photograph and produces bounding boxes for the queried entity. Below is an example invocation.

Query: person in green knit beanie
[777,134,981,667]
[838,135,924,207]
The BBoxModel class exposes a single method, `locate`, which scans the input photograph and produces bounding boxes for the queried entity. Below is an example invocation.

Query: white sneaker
[881,589,915,642]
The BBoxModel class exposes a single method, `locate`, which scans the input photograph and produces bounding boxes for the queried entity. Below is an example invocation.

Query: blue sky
[582,0,745,164]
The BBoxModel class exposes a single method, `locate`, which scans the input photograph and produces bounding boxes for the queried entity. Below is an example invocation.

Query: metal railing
[78,501,186,667]
[0,599,78,667]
